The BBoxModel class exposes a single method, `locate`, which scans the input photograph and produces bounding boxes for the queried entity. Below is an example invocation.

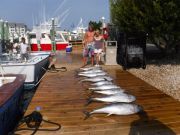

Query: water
[22,88,37,111]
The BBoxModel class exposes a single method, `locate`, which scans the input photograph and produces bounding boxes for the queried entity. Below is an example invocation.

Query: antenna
[59,12,70,27]
[52,0,66,17]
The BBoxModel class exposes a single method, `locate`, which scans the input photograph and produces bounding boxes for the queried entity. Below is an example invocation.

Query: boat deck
[16,49,180,135]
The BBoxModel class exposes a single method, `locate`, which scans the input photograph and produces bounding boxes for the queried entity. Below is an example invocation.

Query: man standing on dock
[82,23,95,67]
[20,37,29,61]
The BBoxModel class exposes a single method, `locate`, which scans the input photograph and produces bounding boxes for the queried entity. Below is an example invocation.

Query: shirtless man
[82,24,95,66]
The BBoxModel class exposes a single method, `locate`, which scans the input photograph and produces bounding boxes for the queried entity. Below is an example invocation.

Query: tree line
[110,0,180,54]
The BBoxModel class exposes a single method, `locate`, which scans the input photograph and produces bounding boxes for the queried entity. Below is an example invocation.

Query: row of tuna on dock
[76,66,143,120]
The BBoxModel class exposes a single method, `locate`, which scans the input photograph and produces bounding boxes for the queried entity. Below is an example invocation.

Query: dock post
[51,18,56,52]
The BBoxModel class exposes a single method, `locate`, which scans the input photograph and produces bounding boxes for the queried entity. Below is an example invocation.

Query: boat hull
[0,74,26,135]
[1,54,50,89]
[31,43,68,51]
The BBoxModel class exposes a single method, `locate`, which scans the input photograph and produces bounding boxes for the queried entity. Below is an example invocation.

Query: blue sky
[0,0,110,30]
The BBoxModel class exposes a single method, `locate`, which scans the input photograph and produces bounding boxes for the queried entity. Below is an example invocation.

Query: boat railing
[0,64,5,78]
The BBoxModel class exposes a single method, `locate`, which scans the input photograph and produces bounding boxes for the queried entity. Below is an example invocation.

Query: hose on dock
[10,111,61,134]
[42,65,67,73]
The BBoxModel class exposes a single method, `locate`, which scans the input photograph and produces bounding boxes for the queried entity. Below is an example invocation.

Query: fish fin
[84,98,93,106]
[106,113,112,117]
[83,111,91,120]
[75,69,83,78]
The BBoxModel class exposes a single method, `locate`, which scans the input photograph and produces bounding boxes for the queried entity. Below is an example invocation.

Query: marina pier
[15,48,180,135]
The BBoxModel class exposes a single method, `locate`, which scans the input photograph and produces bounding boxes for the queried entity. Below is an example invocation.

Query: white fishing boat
[0,53,50,89]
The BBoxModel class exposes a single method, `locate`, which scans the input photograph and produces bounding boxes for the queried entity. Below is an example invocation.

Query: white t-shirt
[20,43,28,54]
[13,43,18,53]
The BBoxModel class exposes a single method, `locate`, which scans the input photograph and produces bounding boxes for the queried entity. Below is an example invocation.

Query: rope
[42,65,67,73]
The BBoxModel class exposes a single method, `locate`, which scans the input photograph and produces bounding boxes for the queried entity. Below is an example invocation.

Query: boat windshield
[29,34,36,39]
[62,33,69,41]
[55,33,64,42]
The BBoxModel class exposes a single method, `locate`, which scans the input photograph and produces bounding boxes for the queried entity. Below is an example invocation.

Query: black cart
[116,32,147,70]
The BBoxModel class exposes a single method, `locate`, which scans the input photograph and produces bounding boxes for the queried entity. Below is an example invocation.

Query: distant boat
[70,18,87,40]
[29,31,69,51]
[0,74,26,135]
[29,20,69,51]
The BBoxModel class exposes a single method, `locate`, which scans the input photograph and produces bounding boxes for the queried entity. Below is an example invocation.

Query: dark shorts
[21,53,29,60]
[83,43,94,57]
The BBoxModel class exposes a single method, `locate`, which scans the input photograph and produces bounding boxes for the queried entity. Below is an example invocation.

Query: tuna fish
[80,76,113,83]
[92,89,125,95]
[84,103,142,119]
[86,93,136,105]
[75,69,104,78]
[91,81,113,86]
[78,72,107,78]
[80,66,102,71]
[89,84,120,90]
[79,69,104,74]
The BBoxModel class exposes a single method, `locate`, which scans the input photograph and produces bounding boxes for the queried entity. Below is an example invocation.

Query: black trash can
[116,32,146,70]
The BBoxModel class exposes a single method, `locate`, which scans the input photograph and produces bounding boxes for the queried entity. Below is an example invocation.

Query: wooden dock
[16,50,180,135]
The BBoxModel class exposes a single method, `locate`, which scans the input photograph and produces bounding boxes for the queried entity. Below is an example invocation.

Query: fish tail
[74,69,79,74]
[77,79,84,83]
[83,111,91,120]
[89,90,94,95]
[87,89,95,96]
[85,98,93,106]
[74,73,79,78]
[74,79,81,84]
[86,92,92,97]
[85,91,94,98]
[138,105,144,113]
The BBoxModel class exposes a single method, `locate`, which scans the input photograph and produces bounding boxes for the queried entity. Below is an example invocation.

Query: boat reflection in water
[0,74,26,135]
[0,52,50,89]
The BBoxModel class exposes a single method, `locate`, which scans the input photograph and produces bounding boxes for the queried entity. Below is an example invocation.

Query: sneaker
[95,64,99,67]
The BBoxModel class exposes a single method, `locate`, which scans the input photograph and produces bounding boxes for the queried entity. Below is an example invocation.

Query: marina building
[8,22,27,42]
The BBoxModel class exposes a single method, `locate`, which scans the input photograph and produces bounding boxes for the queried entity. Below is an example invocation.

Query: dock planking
[16,50,180,135]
